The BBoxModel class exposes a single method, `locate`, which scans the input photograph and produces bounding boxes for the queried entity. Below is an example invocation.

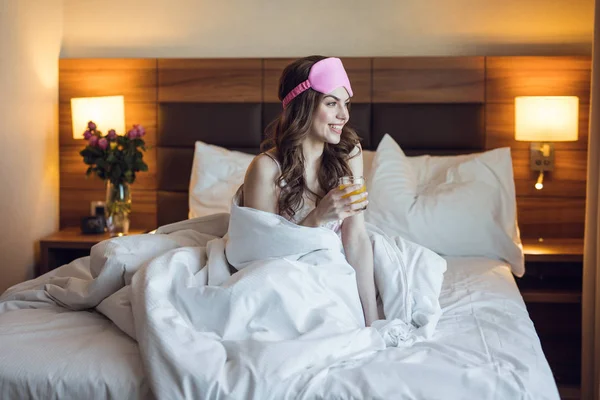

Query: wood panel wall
[58,59,158,231]
[58,56,591,238]
[485,56,591,238]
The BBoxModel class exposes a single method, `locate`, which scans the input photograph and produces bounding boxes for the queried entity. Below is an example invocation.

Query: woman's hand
[313,184,368,225]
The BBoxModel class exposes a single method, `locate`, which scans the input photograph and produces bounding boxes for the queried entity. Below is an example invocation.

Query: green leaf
[124,154,133,166]
[96,158,108,170]
[80,148,95,158]
[87,147,103,157]
[111,165,122,183]
[136,161,148,172]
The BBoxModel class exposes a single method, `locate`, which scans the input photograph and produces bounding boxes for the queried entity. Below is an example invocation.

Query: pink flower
[106,129,117,141]
[127,128,139,139]
[127,124,146,139]
[134,124,146,137]
[98,138,108,150]
[87,121,97,131]
[83,130,92,140]
[89,136,99,147]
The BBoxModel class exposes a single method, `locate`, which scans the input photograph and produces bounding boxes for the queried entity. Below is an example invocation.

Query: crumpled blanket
[0,199,446,399]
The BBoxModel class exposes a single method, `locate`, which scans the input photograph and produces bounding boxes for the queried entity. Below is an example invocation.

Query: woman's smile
[329,124,344,135]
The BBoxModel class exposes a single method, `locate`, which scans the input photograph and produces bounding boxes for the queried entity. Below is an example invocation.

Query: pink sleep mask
[282,57,353,109]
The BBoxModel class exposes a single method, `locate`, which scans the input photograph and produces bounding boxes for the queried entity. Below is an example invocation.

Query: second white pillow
[365,134,524,276]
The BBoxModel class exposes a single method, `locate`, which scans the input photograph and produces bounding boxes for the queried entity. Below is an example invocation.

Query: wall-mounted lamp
[70,95,126,139]
[514,96,579,190]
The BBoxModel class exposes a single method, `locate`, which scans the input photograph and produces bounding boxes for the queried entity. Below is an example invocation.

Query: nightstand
[38,227,146,276]
[517,238,583,398]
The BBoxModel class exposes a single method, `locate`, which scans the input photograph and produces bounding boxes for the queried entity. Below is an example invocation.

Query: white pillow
[362,149,376,180]
[365,134,524,276]
[189,141,254,218]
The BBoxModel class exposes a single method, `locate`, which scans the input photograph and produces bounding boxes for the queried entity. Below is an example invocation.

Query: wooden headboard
[58,56,590,239]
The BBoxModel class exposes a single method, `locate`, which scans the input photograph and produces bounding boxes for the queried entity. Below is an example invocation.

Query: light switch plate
[530,142,554,171]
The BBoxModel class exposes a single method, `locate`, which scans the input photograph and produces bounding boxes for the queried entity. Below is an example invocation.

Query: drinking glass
[338,176,366,204]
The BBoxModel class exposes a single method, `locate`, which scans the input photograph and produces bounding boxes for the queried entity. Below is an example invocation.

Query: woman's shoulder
[244,151,281,186]
[242,151,281,212]
[263,148,280,163]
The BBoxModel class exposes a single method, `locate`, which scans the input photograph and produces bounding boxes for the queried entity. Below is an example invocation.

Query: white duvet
[0,200,449,400]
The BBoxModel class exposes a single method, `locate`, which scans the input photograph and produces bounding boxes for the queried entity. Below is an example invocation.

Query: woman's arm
[341,146,378,326]
[343,217,378,326]
[242,154,280,214]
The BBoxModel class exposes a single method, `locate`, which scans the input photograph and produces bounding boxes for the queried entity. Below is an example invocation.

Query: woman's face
[308,86,350,145]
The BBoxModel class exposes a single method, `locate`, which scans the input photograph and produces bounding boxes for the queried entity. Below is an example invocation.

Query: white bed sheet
[0,256,557,400]
[317,256,559,399]
[0,257,152,400]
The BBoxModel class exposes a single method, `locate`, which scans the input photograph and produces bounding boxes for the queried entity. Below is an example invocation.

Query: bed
[0,57,559,399]
[0,255,556,399]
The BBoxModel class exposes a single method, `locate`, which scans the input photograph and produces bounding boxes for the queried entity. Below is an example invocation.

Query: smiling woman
[240,55,378,326]
[244,56,363,223]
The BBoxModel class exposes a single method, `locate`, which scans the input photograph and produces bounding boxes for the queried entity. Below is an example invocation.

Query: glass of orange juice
[338,176,366,204]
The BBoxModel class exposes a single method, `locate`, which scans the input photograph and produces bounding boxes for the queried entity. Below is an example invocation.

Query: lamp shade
[71,96,126,139]
[514,96,579,142]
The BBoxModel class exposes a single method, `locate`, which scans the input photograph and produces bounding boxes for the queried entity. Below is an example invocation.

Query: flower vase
[105,181,131,237]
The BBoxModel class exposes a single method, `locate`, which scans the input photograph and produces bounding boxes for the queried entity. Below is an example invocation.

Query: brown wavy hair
[261,55,361,221]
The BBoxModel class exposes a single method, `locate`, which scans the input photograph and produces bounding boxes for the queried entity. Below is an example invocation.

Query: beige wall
[0,0,63,293]
[61,0,594,58]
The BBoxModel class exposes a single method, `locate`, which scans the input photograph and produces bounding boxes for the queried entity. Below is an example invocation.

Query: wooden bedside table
[518,237,583,398]
[39,227,146,276]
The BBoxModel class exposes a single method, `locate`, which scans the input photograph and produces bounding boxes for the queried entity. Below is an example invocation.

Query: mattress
[0,256,558,400]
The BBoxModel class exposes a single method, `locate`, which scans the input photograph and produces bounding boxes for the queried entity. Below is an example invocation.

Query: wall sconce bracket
[530,142,554,172]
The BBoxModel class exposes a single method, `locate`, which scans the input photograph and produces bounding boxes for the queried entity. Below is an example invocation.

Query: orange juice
[339,184,366,198]
[338,175,366,203]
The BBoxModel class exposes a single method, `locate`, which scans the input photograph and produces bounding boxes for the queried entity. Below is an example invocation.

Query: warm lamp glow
[515,96,579,142]
[71,96,126,139]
